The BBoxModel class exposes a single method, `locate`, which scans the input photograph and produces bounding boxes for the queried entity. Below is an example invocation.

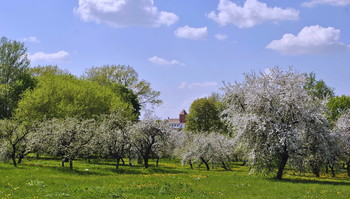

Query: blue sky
[1,0,349,119]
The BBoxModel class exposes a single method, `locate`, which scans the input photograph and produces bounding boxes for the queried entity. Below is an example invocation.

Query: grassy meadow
[0,158,350,199]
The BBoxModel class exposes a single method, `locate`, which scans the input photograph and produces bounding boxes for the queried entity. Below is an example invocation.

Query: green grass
[0,158,349,199]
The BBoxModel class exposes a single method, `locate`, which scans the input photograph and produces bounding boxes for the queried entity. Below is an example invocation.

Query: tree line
[1,37,350,180]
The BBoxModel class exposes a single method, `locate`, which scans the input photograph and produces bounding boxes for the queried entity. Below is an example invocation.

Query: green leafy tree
[185,97,225,133]
[84,65,161,108]
[29,65,70,77]
[15,74,136,121]
[0,37,34,119]
[327,95,350,122]
[304,72,334,100]
[111,84,141,119]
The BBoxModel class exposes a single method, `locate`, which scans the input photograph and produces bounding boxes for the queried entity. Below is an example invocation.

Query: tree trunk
[242,160,247,166]
[129,157,133,167]
[347,161,350,177]
[222,161,229,170]
[69,160,73,170]
[17,154,24,164]
[121,157,125,166]
[275,152,289,180]
[62,161,65,167]
[144,157,149,168]
[325,164,329,174]
[200,157,210,171]
[312,166,320,178]
[330,165,336,177]
[137,154,142,164]
[189,160,193,169]
[11,145,17,167]
[156,158,159,167]
[116,157,121,169]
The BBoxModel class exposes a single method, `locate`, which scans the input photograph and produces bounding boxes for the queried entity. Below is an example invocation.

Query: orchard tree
[335,111,350,177]
[93,113,132,169]
[84,65,162,108]
[222,67,331,179]
[129,115,170,168]
[185,97,225,133]
[34,117,95,169]
[0,120,31,167]
[0,37,34,119]
[175,132,234,170]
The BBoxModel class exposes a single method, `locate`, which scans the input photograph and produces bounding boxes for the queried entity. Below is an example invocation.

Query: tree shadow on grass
[26,162,188,176]
[267,178,350,186]
[52,167,110,176]
[147,166,188,174]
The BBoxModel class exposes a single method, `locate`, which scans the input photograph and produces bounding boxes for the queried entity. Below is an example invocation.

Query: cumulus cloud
[28,51,70,62]
[302,0,350,7]
[179,81,218,89]
[208,0,299,28]
[148,56,185,66]
[215,34,228,41]
[266,25,349,55]
[23,36,40,43]
[174,26,208,40]
[74,0,179,27]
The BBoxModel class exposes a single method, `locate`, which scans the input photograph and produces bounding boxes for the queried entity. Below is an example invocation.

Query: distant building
[167,110,187,129]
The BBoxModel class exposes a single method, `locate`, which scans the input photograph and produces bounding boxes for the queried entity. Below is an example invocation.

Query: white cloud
[174,26,208,40]
[28,51,70,62]
[208,0,299,28]
[266,25,349,55]
[302,0,350,7]
[215,34,228,41]
[148,56,185,66]
[75,0,179,27]
[179,81,218,89]
[23,36,40,43]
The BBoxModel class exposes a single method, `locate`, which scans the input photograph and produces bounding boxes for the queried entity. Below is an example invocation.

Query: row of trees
[0,37,164,168]
[0,112,236,171]
[184,68,350,179]
[1,36,350,180]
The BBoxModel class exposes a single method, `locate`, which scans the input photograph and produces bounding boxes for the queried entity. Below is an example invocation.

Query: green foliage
[84,64,162,108]
[304,72,334,100]
[0,37,33,119]
[15,74,137,121]
[327,95,350,122]
[185,97,225,133]
[29,65,71,77]
[111,84,141,119]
